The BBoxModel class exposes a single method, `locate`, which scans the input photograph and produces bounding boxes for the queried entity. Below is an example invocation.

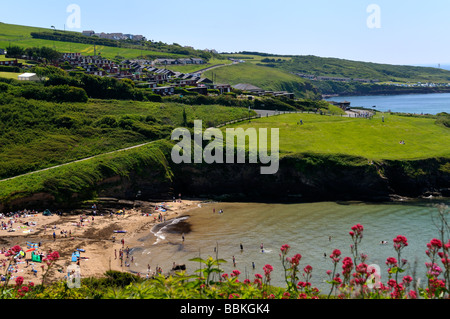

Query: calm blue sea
[326,93,450,115]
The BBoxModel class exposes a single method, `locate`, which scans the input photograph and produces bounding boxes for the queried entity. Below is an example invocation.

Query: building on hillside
[18,73,39,81]
[152,86,175,96]
[233,83,265,95]
[82,30,95,37]
[0,49,6,55]
[154,58,205,66]
[0,59,22,67]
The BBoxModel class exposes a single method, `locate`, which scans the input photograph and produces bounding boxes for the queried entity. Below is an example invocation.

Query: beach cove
[0,199,202,285]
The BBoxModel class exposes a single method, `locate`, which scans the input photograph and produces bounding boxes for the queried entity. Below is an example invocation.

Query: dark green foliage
[436,112,450,128]
[19,85,88,103]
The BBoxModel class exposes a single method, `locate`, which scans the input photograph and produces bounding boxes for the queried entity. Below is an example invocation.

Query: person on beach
[260,243,264,252]
[240,243,243,251]
[182,233,185,242]
[232,256,236,267]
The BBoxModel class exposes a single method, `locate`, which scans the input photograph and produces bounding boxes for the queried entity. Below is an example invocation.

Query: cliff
[1,151,449,213]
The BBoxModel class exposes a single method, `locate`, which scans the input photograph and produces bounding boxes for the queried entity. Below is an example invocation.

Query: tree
[5,46,24,58]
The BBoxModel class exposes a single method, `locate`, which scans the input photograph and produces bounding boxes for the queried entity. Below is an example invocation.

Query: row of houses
[0,59,22,67]
[82,30,146,41]
[154,58,205,65]
[60,53,136,78]
[57,53,232,96]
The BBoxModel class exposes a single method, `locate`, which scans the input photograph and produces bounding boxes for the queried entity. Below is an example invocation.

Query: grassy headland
[224,112,450,161]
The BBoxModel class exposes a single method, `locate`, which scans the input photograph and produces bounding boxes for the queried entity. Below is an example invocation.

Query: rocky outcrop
[1,154,449,212]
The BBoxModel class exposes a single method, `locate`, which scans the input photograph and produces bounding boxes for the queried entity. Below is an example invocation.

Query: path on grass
[0,108,371,183]
[0,141,157,183]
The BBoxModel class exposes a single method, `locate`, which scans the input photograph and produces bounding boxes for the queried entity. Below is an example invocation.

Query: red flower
[11,245,21,254]
[15,276,24,286]
[402,275,413,284]
[303,265,313,274]
[263,264,273,274]
[280,244,290,254]
[386,257,398,267]
[427,238,442,250]
[330,249,342,263]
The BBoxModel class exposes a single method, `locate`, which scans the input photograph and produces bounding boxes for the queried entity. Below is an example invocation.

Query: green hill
[0,22,214,60]
[230,53,450,83]
[204,62,321,99]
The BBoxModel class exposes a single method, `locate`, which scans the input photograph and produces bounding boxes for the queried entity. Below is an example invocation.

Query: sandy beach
[0,199,202,285]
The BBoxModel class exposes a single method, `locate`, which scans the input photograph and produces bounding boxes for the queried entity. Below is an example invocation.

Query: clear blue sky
[2,0,450,66]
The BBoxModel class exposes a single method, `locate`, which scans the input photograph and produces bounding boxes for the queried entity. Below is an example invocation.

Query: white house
[18,73,40,81]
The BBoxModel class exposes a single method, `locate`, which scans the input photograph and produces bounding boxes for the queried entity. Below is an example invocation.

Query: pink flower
[428,238,443,249]
[263,264,273,274]
[351,224,364,235]
[231,269,241,277]
[386,257,398,267]
[330,249,342,263]
[402,275,413,284]
[393,235,408,251]
[290,253,302,266]
[387,279,397,287]
[280,244,290,254]
[282,292,291,299]
[408,291,418,299]
[254,273,263,279]
[15,276,24,286]
[303,265,313,274]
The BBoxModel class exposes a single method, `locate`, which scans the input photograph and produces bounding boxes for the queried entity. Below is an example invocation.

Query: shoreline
[1,195,447,286]
[0,198,203,285]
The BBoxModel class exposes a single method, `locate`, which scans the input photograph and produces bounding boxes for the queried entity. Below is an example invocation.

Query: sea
[326,92,450,115]
[129,199,450,292]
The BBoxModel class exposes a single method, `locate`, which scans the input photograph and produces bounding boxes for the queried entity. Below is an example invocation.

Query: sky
[1,0,450,66]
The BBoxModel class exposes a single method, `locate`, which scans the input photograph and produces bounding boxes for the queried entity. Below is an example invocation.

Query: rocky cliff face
[2,154,449,212]
[169,155,450,202]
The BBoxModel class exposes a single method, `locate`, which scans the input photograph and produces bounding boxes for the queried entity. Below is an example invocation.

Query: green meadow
[203,62,320,99]
[224,112,450,161]
[0,23,182,60]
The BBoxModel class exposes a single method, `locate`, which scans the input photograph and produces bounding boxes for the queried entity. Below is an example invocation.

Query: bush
[19,85,88,103]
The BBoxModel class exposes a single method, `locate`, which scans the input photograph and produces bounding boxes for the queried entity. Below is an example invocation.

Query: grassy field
[203,62,320,99]
[0,71,20,79]
[224,112,450,161]
[0,23,182,60]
